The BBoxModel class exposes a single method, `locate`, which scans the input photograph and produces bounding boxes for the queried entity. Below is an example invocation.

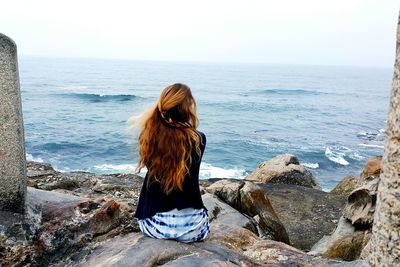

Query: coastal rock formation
[1,161,370,266]
[310,156,381,261]
[26,161,143,205]
[73,224,345,267]
[358,156,382,185]
[203,178,345,251]
[260,183,346,251]
[205,179,290,243]
[202,193,258,234]
[0,186,138,266]
[330,175,358,197]
[245,153,320,189]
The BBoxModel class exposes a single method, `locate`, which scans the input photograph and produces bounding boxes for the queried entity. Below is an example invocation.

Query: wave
[324,147,349,166]
[57,93,139,102]
[261,88,327,96]
[199,163,246,179]
[86,164,142,174]
[26,153,44,163]
[84,162,246,179]
[357,129,386,141]
[358,144,384,149]
[301,162,319,169]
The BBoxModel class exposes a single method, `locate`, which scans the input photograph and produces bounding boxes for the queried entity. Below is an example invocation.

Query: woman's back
[132,83,209,242]
[134,130,207,220]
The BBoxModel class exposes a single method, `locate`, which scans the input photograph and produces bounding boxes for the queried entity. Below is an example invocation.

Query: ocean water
[20,56,392,190]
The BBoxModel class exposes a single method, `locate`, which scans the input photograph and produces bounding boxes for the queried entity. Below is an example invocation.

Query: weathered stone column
[0,33,27,214]
[367,12,400,267]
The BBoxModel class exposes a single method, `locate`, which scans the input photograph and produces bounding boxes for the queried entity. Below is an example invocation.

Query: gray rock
[330,175,358,197]
[202,193,258,234]
[259,183,346,251]
[0,33,26,213]
[342,176,379,228]
[205,179,289,243]
[245,154,320,189]
[73,223,343,267]
[310,156,382,261]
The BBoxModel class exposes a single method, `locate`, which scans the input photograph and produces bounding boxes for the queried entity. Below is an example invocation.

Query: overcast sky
[1,0,399,67]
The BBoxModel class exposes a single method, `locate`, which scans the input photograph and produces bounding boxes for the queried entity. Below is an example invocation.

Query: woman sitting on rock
[133,83,209,243]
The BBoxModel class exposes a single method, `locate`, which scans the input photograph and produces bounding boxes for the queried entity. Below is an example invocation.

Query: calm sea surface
[19,56,392,190]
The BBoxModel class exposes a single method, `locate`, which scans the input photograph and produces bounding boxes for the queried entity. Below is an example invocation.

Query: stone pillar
[367,12,400,267]
[0,33,27,214]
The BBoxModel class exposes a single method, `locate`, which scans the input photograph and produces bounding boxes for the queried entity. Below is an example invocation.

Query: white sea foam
[324,147,349,166]
[199,163,246,179]
[26,153,44,163]
[301,162,319,169]
[358,144,384,149]
[85,162,246,179]
[87,163,143,174]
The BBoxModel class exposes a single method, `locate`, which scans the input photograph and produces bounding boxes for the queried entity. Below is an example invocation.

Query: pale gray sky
[1,0,399,67]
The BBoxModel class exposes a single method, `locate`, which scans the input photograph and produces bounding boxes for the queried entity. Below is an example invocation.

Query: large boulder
[259,183,346,251]
[245,154,320,189]
[310,217,371,261]
[331,175,358,197]
[205,179,289,244]
[0,187,138,266]
[202,193,258,234]
[310,156,381,261]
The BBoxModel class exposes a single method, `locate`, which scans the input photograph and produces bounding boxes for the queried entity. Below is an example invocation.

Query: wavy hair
[134,83,202,194]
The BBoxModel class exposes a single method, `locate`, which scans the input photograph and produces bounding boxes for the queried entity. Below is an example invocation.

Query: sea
[19,56,393,191]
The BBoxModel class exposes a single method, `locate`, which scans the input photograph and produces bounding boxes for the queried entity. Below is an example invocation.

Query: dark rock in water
[259,183,346,251]
[245,154,320,189]
[205,179,290,244]
[331,175,358,197]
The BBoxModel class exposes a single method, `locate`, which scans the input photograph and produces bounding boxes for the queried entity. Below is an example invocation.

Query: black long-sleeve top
[134,130,206,220]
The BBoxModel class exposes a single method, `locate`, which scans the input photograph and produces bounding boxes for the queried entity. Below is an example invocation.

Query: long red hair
[135,83,201,194]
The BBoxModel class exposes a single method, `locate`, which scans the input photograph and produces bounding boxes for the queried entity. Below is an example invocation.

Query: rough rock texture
[205,179,289,243]
[331,176,358,197]
[368,12,400,267]
[26,161,143,205]
[0,33,26,213]
[245,154,320,189]
[342,175,379,228]
[259,183,346,251]
[202,193,258,234]
[358,156,382,186]
[1,161,368,266]
[74,224,344,267]
[310,156,381,261]
[310,217,371,261]
[0,166,140,266]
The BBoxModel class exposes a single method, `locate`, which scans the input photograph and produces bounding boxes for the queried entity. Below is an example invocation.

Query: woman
[133,83,209,243]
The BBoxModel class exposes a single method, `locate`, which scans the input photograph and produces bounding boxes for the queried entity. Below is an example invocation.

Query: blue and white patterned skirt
[138,207,209,243]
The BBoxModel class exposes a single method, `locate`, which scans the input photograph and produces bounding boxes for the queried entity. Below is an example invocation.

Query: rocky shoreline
[0,153,380,266]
